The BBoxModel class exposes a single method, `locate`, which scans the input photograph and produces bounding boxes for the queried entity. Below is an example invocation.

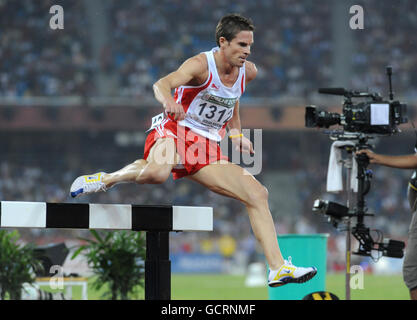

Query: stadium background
[1,0,416,298]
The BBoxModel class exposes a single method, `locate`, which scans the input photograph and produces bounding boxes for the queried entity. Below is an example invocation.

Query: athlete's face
[220,30,254,67]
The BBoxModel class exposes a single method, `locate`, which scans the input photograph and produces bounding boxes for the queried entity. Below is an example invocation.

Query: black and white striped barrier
[0,201,213,300]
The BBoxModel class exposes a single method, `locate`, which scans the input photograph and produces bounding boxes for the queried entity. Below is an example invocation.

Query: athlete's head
[215,13,254,67]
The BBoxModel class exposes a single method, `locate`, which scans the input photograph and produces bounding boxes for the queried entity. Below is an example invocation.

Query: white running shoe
[70,172,107,198]
[268,257,317,287]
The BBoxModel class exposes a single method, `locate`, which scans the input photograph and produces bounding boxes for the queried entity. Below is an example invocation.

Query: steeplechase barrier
[0,201,213,300]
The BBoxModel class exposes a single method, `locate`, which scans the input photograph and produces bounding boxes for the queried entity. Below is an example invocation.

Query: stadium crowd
[109,0,332,99]
[2,0,417,100]
[2,0,416,100]
[0,0,332,98]
[0,0,95,98]
[350,0,417,99]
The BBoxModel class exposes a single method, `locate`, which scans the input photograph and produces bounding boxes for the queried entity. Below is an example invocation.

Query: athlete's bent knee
[138,165,171,184]
[133,159,147,166]
[246,184,269,206]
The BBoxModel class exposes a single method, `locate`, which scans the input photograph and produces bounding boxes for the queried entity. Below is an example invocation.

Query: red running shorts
[143,119,229,180]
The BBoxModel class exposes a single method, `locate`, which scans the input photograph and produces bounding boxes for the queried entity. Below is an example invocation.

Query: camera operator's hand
[356,149,381,164]
[357,150,417,169]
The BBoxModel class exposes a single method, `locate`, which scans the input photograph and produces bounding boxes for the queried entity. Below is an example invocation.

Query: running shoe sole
[70,187,84,198]
[268,268,317,288]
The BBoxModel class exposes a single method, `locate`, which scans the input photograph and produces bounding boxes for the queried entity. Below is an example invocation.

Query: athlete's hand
[164,101,186,121]
[232,135,255,155]
[356,149,380,164]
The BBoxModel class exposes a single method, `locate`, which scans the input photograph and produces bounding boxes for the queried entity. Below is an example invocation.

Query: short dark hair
[215,14,255,47]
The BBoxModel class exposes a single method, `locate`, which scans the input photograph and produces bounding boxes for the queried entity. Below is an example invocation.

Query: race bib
[146,113,165,132]
[190,93,236,130]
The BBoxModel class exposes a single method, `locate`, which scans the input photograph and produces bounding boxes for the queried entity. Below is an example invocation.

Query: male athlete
[70,14,317,287]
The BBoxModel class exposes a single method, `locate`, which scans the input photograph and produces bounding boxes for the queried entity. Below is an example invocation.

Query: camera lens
[305,106,317,128]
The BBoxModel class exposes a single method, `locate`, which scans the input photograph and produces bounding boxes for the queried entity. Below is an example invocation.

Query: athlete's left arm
[227,61,257,154]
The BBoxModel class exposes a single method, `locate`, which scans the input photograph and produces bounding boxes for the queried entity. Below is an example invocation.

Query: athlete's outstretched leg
[187,161,317,287]
[70,138,179,197]
[101,159,148,188]
[187,161,283,268]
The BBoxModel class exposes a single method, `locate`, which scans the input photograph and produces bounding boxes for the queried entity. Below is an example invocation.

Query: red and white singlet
[143,47,246,179]
[173,46,246,141]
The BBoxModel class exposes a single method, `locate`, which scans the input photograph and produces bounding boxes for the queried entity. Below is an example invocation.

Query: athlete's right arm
[153,55,207,121]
